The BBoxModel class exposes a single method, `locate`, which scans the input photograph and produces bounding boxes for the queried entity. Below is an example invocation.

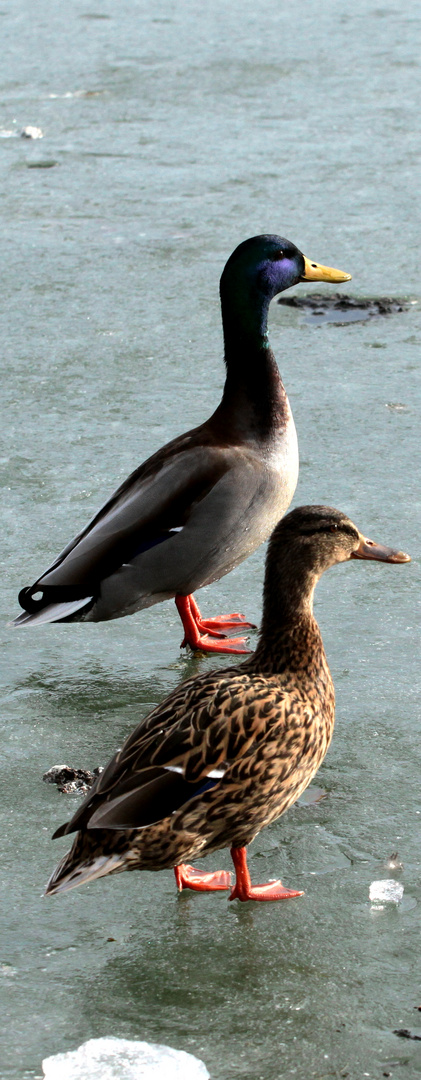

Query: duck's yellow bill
[301,255,351,284]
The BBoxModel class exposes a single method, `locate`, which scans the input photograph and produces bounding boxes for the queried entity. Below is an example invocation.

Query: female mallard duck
[14,236,350,653]
[46,505,409,901]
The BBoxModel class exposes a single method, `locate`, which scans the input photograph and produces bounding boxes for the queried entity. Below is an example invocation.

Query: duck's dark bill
[351,537,411,563]
[301,255,351,284]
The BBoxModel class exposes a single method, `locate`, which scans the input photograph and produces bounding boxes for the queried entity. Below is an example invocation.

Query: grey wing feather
[37,444,232,590]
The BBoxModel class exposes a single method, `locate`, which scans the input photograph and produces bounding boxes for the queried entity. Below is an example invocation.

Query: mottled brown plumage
[46,506,409,901]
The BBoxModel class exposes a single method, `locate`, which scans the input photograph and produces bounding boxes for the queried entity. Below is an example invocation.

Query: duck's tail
[12,596,93,627]
[45,838,125,896]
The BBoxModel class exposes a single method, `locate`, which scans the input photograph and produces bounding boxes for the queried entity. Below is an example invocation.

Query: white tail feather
[46,852,124,896]
[12,597,93,627]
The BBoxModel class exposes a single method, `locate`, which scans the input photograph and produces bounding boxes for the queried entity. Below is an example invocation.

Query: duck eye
[271,249,285,261]
[329,524,339,533]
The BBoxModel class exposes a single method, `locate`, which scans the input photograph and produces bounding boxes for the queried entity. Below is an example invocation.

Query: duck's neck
[215,280,289,439]
[246,558,331,697]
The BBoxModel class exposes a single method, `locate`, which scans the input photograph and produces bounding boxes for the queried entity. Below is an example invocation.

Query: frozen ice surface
[42,1037,210,1079]
[369,879,404,905]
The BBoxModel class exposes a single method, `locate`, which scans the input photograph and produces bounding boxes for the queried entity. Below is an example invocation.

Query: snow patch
[42,1036,210,1079]
[369,879,404,906]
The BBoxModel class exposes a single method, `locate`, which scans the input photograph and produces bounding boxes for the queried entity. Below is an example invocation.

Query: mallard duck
[14,236,350,653]
[46,505,409,901]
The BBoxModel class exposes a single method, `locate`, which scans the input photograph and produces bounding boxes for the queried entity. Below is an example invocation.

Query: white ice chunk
[42,1037,210,1079]
[21,125,43,138]
[369,879,404,905]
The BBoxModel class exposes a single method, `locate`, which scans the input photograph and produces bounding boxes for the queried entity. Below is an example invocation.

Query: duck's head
[220,235,351,304]
[268,505,410,585]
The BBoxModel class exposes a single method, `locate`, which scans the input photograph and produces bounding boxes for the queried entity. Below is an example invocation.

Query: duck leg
[175,595,252,654]
[229,847,304,902]
[174,863,231,892]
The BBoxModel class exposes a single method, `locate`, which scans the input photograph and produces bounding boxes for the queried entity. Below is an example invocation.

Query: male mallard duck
[14,236,350,653]
[46,506,409,901]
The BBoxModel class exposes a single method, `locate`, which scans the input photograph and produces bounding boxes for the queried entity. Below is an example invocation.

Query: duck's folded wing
[15,439,247,624]
[26,443,233,594]
[52,670,277,838]
[53,763,228,836]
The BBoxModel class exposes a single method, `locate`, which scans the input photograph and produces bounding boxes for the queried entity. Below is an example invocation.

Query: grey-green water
[1,1,420,1077]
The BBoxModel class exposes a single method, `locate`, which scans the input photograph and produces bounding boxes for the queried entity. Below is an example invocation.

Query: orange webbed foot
[176,594,252,654]
[196,612,257,632]
[183,632,251,655]
[229,879,304,902]
[175,864,232,893]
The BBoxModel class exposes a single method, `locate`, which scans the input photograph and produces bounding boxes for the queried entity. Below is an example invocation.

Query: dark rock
[278,293,412,325]
[43,764,102,796]
[393,1028,421,1040]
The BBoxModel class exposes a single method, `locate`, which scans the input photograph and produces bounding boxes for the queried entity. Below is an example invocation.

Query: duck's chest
[229,687,335,824]
[258,698,334,782]
[263,409,299,520]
